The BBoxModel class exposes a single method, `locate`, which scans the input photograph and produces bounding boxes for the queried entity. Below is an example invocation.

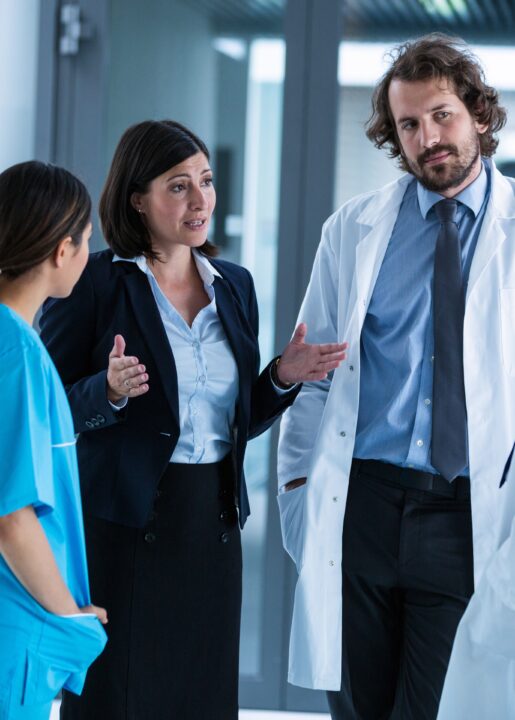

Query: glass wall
[106,0,286,682]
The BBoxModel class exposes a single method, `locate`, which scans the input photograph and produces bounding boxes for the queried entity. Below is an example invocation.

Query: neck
[0,275,48,325]
[148,244,198,286]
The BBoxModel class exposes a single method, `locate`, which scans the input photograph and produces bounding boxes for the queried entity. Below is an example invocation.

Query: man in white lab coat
[277,33,515,720]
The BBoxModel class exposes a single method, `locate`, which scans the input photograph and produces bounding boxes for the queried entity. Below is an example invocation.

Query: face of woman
[133,152,216,254]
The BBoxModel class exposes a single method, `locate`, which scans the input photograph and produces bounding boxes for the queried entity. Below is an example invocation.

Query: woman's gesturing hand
[106,334,149,403]
[277,323,347,385]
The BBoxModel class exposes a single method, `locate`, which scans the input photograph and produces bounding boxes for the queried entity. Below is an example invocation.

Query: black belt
[351,459,470,499]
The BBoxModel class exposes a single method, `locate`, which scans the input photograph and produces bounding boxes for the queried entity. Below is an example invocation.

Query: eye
[400,120,416,131]
[171,183,185,193]
[202,176,214,187]
[435,111,450,121]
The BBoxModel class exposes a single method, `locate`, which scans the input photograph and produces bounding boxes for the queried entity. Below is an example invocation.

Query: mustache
[418,145,458,164]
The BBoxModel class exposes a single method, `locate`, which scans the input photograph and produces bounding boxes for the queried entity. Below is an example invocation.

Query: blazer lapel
[213,275,254,410]
[122,267,180,428]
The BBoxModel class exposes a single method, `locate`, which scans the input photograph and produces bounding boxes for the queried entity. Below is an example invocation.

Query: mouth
[184,219,207,230]
[424,151,452,166]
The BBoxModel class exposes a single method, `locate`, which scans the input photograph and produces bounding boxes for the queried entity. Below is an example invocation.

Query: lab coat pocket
[277,484,306,572]
[500,288,515,376]
[22,614,106,705]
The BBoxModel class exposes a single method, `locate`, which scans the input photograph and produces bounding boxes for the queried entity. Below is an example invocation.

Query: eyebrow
[165,168,212,181]
[397,103,453,125]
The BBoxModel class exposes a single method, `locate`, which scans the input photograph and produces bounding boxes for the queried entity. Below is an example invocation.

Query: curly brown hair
[365,33,507,171]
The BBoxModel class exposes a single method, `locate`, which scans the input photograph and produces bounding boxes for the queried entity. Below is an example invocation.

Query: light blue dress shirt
[354,163,490,474]
[0,305,106,718]
[113,251,239,464]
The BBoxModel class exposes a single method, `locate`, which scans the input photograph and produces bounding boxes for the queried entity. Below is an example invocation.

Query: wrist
[272,356,294,390]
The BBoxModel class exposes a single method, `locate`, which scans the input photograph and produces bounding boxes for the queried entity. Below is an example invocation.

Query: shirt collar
[417,160,489,220]
[112,248,222,286]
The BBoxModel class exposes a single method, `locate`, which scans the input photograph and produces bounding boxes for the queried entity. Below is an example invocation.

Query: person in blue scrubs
[0,161,107,719]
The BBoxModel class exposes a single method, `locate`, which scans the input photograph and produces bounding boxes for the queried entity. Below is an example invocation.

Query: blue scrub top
[0,305,106,716]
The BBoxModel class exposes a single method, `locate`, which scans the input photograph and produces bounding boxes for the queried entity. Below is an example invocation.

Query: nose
[188,183,208,209]
[419,119,440,149]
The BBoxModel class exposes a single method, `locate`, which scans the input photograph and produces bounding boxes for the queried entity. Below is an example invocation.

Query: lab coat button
[329,560,335,567]
[416,439,424,447]
[340,431,346,437]
[332,496,338,502]
[349,365,354,372]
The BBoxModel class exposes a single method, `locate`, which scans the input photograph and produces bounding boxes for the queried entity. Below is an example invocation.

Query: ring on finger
[124,379,131,389]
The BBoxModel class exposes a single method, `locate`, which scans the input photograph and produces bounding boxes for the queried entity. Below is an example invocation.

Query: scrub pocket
[277,484,306,572]
[22,613,106,706]
[500,288,515,376]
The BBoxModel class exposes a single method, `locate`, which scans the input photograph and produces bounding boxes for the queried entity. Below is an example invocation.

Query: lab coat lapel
[467,165,515,301]
[352,176,411,329]
[122,268,180,428]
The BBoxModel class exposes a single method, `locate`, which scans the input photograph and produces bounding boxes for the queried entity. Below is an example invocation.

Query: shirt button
[424,398,431,406]
[340,431,346,437]
[431,355,435,363]
[329,560,335,567]
[199,375,206,383]
[416,439,424,447]
[332,496,338,502]
[193,341,200,350]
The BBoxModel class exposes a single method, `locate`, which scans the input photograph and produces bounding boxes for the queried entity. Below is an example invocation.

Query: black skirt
[61,457,242,720]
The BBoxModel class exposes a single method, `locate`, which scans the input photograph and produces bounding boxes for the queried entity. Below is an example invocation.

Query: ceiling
[184,0,515,42]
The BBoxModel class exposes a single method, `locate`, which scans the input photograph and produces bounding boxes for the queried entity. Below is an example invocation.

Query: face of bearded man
[388,76,488,198]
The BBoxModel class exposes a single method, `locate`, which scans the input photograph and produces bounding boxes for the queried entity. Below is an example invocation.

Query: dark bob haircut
[99,119,217,260]
[0,160,91,280]
[366,33,507,171]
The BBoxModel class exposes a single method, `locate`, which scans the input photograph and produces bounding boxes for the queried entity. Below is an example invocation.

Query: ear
[130,192,145,214]
[476,122,488,135]
[53,236,74,269]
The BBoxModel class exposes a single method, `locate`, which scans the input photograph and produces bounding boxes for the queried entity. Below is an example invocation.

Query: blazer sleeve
[39,264,124,434]
[244,268,301,440]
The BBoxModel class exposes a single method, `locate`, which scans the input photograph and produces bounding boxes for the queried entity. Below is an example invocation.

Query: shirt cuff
[269,365,298,395]
[109,396,128,412]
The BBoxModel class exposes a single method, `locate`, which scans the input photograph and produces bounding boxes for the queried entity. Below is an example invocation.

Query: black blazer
[40,250,300,529]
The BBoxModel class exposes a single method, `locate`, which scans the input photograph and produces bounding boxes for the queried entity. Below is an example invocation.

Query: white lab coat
[277,159,515,690]
[436,447,515,720]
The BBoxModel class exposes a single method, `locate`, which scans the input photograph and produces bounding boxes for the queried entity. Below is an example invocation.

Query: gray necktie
[431,199,468,481]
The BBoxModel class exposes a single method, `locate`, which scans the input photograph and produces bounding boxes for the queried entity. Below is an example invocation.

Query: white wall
[0,0,40,171]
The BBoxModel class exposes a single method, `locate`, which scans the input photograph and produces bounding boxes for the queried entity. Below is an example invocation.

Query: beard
[405,127,482,193]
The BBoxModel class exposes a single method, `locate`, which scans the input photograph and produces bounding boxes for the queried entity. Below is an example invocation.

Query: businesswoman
[0,161,107,720]
[40,120,346,720]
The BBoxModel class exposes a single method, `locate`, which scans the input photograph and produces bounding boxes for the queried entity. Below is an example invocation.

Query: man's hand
[283,478,307,492]
[106,334,149,403]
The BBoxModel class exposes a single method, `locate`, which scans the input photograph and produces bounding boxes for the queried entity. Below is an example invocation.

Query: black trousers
[61,457,242,720]
[327,460,474,720]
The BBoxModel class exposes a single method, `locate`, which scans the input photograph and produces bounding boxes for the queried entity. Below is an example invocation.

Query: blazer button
[85,421,94,429]
[219,510,228,521]
[96,414,106,423]
[144,532,156,544]
[220,532,229,544]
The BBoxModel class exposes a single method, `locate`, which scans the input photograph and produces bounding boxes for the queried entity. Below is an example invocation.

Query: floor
[50,704,329,719]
